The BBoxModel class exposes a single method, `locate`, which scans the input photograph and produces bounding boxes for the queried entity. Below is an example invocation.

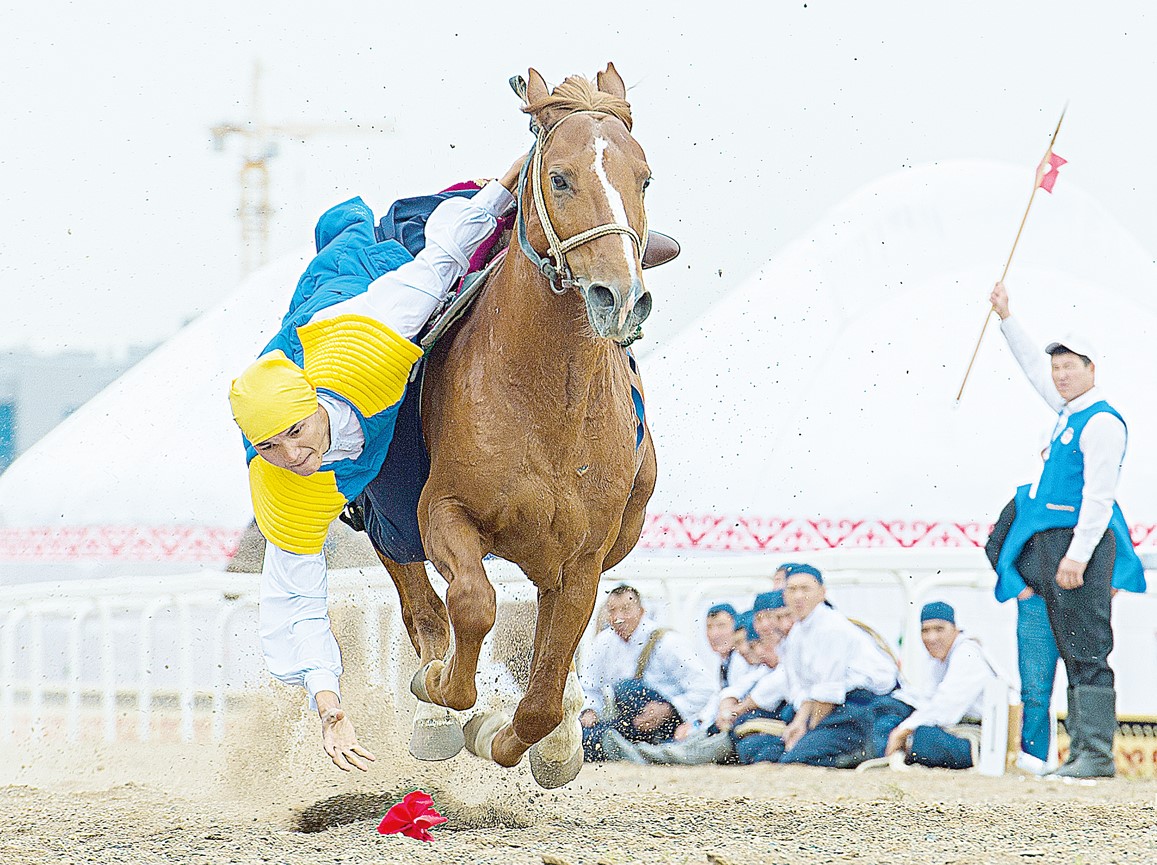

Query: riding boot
[1053,685,1116,779]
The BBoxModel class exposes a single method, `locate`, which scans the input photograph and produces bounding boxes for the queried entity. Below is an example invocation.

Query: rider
[228,157,522,772]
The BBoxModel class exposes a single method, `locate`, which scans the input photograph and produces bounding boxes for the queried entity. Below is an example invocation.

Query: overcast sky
[2,1,1154,357]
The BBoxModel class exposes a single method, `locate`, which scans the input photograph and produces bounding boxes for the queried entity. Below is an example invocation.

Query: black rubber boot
[1059,685,1080,767]
[1054,685,1116,779]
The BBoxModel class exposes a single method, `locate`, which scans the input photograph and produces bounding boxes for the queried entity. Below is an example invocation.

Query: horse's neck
[485,250,626,400]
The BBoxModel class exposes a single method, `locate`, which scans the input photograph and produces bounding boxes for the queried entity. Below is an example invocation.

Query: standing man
[988,281,1145,779]
[579,585,715,761]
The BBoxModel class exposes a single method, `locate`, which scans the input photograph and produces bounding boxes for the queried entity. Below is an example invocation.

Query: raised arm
[990,281,1065,412]
[313,157,523,338]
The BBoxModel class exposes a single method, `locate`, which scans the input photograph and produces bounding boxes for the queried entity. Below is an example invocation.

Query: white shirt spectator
[895,634,995,733]
[581,617,715,723]
[783,604,898,707]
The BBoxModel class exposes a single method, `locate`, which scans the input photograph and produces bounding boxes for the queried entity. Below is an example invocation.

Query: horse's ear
[525,67,569,131]
[526,68,549,107]
[596,62,626,99]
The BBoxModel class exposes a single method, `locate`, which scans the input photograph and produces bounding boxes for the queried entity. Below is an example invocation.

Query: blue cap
[752,590,785,613]
[775,562,800,573]
[734,610,758,641]
[783,563,823,584]
[706,603,738,621]
[920,601,956,624]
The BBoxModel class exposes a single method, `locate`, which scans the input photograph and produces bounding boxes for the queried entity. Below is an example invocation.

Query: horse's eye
[642,176,652,191]
[550,173,569,191]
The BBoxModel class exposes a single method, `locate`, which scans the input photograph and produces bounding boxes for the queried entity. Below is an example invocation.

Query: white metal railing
[2,550,1154,743]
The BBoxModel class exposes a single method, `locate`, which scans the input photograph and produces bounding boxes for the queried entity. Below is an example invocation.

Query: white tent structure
[637,159,1157,554]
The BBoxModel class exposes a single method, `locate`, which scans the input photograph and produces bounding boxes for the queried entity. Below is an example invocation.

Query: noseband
[515,110,648,295]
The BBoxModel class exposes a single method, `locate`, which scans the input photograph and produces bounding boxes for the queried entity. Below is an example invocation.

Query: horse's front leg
[378,556,462,761]
[468,560,599,786]
[412,500,495,712]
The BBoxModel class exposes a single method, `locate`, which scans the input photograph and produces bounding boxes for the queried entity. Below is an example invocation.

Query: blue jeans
[909,725,974,769]
[731,706,790,765]
[1017,594,1059,761]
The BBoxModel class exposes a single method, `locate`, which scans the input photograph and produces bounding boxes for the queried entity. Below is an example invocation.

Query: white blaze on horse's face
[591,136,641,294]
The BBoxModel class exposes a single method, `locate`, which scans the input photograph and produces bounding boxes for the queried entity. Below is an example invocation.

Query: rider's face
[254,406,331,476]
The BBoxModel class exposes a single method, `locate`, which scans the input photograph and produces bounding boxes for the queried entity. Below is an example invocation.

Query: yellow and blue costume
[230,197,423,555]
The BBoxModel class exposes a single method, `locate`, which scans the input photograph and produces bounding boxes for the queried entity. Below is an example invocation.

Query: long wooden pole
[955,106,1067,403]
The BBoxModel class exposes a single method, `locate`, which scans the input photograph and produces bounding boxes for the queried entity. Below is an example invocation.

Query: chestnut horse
[379,63,656,788]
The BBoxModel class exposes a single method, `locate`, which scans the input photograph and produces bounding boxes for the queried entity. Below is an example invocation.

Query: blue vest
[242,196,418,504]
[994,400,1146,601]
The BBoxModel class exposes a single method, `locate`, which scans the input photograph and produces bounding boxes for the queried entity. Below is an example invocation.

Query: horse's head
[518,63,652,344]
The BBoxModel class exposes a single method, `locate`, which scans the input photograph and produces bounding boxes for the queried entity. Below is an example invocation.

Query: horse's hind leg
[412,501,495,712]
[477,563,600,786]
[377,555,462,760]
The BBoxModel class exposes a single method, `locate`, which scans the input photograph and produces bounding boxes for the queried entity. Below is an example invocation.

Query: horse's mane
[523,75,633,132]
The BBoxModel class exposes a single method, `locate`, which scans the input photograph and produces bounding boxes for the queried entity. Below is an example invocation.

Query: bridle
[515,108,648,295]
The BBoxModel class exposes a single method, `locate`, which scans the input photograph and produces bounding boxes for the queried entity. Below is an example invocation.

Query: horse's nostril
[633,291,653,325]
[587,284,617,315]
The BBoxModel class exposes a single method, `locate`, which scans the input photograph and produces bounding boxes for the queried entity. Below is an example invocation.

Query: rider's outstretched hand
[316,691,376,772]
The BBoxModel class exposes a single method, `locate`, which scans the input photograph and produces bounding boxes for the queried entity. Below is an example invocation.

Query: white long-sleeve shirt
[781,604,898,708]
[580,618,716,723]
[719,662,791,713]
[1000,316,1126,563]
[694,647,758,721]
[258,181,514,707]
[895,634,994,733]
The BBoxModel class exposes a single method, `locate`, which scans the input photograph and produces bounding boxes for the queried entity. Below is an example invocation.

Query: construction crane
[211,61,394,276]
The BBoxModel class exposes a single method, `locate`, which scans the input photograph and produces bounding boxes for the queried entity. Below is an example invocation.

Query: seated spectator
[704,603,753,691]
[723,591,796,764]
[731,610,762,668]
[579,585,715,762]
[601,603,764,766]
[885,602,997,770]
[772,564,912,768]
[770,563,797,590]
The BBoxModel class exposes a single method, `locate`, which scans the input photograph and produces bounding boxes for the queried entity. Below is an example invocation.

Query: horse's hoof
[409,707,465,761]
[529,742,583,789]
[410,660,444,703]
[462,711,510,762]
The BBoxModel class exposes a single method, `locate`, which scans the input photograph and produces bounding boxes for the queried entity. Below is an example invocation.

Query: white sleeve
[747,666,790,710]
[1068,412,1127,562]
[897,643,992,732]
[653,633,717,721]
[259,542,343,710]
[312,181,515,338]
[1000,316,1065,412]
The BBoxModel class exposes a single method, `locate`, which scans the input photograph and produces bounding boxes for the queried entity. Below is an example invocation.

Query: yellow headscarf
[228,350,318,445]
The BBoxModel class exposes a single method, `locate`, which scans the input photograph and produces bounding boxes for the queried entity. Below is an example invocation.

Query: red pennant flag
[376,790,448,842]
[1036,151,1067,193]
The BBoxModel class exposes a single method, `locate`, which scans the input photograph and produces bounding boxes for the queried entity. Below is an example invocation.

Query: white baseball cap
[1045,332,1097,364]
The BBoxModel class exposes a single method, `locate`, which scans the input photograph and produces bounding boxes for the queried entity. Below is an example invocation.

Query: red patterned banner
[2,516,1155,561]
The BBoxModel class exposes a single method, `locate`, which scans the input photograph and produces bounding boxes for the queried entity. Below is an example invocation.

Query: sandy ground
[2,682,1155,865]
